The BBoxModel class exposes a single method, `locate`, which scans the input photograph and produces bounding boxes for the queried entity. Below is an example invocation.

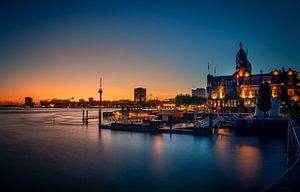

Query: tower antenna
[100,77,102,89]
[208,62,210,75]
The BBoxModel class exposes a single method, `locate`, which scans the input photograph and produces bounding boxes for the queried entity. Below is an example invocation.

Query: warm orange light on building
[273,69,279,76]
[244,71,250,77]
[240,86,246,98]
[249,92,253,98]
[292,96,299,101]
[218,84,224,99]
[271,86,280,98]
[288,89,295,97]
[219,92,223,99]
[238,69,244,77]
[239,85,256,99]
[211,91,217,99]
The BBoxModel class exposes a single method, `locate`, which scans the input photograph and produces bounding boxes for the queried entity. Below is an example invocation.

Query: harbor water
[0,108,287,191]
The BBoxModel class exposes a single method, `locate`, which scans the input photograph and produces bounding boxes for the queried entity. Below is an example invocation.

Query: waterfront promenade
[265,117,300,191]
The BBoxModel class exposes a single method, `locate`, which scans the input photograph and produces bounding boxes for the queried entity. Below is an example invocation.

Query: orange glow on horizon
[0,49,202,104]
[0,87,180,103]
[0,81,186,104]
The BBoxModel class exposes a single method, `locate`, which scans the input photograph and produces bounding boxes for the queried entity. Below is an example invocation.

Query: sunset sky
[0,0,299,103]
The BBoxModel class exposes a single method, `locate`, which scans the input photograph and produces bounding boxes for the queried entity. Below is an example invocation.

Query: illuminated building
[134,87,146,103]
[207,43,299,113]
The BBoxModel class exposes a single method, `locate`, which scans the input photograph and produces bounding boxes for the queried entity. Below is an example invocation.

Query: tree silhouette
[257,82,272,119]
[175,94,206,106]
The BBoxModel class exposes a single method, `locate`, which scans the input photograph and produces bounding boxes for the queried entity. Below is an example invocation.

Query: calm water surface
[0,108,286,191]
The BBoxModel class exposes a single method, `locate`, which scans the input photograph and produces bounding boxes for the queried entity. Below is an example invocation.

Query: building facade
[25,97,34,107]
[88,97,94,103]
[192,88,206,98]
[134,87,147,103]
[207,43,299,113]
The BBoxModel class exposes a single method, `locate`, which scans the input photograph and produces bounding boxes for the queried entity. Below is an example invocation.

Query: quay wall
[235,117,288,136]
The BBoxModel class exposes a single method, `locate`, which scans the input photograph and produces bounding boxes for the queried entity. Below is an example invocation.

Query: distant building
[192,88,206,98]
[207,43,300,113]
[25,97,34,107]
[79,98,85,103]
[40,99,71,108]
[134,87,146,103]
[88,97,94,103]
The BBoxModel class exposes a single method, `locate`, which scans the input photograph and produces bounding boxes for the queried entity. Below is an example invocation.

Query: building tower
[98,78,103,126]
[134,87,146,103]
[235,43,252,110]
[236,42,252,77]
[25,97,34,107]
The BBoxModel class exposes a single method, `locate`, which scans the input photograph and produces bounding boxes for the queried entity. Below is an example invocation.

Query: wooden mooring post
[82,109,89,125]
[99,108,102,127]
[86,110,89,124]
[82,110,85,122]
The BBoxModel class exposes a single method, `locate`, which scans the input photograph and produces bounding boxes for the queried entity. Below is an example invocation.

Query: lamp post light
[236,72,239,111]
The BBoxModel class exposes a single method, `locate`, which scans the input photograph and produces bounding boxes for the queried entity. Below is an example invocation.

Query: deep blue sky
[0,0,299,101]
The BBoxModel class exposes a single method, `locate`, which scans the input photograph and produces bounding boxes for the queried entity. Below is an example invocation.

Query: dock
[97,113,239,136]
[100,122,213,136]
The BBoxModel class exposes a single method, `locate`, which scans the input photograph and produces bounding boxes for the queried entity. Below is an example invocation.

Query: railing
[287,118,300,168]
[264,117,300,191]
[200,114,237,128]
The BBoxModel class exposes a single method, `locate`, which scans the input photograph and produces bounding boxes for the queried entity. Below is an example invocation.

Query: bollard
[99,109,102,127]
[82,110,85,122]
[86,110,89,124]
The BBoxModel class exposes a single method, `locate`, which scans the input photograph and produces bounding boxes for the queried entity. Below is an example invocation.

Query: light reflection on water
[0,108,286,191]
[236,145,261,185]
[152,135,165,178]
